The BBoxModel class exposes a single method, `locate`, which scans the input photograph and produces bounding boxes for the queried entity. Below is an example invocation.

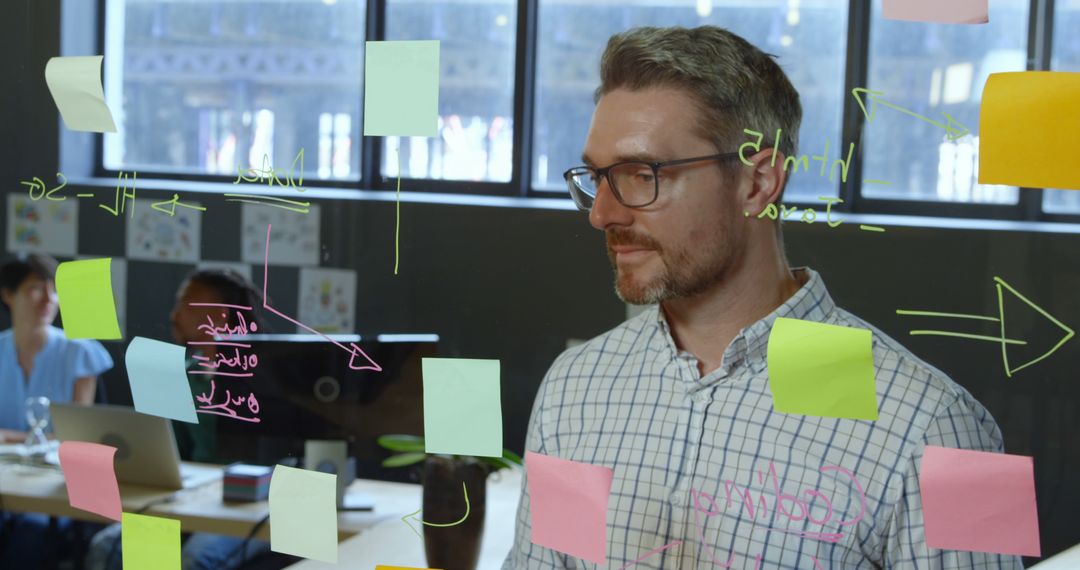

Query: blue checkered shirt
[505,268,1023,569]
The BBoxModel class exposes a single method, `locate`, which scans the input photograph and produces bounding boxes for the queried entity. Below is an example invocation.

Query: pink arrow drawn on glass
[261,223,382,372]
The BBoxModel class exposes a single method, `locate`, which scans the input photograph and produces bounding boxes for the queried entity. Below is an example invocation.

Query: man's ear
[739,147,788,217]
[0,289,12,310]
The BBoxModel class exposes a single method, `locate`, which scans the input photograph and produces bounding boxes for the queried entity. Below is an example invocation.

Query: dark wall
[3,0,1078,562]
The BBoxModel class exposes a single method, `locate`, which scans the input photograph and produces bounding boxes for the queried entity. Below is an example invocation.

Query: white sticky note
[44,56,117,133]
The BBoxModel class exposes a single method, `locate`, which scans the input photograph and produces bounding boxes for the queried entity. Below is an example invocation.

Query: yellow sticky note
[122,513,181,570]
[44,56,118,133]
[979,71,1080,191]
[364,40,440,137]
[766,317,878,420]
[269,465,338,563]
[55,258,122,340]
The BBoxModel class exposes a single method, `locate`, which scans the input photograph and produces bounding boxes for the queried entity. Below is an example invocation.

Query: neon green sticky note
[122,512,181,570]
[364,40,440,137]
[422,358,502,458]
[269,465,338,563]
[55,258,122,340]
[766,317,878,420]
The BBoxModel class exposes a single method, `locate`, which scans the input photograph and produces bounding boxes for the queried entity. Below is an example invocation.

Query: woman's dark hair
[183,268,267,330]
[0,253,59,311]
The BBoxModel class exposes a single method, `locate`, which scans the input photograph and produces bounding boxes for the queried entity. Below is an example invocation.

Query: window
[862,0,1028,205]
[382,0,517,183]
[1042,0,1080,214]
[532,0,849,203]
[103,0,367,181]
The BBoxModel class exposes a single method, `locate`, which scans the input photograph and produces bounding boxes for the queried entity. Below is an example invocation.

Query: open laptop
[51,403,221,490]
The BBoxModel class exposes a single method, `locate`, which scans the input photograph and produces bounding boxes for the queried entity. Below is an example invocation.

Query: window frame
[83,0,1078,224]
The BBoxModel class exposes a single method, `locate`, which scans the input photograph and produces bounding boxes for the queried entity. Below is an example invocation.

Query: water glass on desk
[22,396,51,462]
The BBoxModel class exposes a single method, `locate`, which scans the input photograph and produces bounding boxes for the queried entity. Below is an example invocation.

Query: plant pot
[422,455,488,570]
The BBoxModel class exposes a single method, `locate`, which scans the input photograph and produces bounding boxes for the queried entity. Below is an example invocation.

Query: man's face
[584,87,746,305]
[169,280,223,345]
[2,275,58,328]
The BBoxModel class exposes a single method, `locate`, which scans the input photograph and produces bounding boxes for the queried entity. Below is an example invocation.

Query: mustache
[606,228,662,252]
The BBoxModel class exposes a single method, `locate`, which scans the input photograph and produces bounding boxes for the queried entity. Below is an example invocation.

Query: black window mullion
[839,0,871,214]
[361,0,386,190]
[1021,0,1055,220]
[513,0,539,197]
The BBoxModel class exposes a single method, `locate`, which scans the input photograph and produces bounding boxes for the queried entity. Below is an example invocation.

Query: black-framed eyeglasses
[563,152,743,211]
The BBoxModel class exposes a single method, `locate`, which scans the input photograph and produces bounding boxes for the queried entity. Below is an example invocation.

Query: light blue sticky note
[364,40,440,137]
[422,357,502,458]
[125,337,198,424]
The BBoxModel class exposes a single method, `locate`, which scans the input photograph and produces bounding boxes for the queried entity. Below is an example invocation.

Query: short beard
[607,227,737,306]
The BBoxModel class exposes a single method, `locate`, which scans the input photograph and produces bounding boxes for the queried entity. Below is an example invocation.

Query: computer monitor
[208,333,437,483]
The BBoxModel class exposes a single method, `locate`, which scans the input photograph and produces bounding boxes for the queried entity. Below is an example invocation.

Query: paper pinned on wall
[979,71,1080,191]
[525,451,613,565]
[58,441,123,521]
[422,358,503,458]
[297,267,356,334]
[269,465,338,563]
[126,199,202,263]
[6,194,78,257]
[55,258,122,340]
[919,446,1040,556]
[241,204,320,266]
[882,0,988,24]
[766,317,878,420]
[44,56,118,132]
[122,512,181,569]
[126,337,199,424]
[364,41,441,137]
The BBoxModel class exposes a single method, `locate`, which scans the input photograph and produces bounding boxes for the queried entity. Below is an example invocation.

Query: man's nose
[588,179,633,231]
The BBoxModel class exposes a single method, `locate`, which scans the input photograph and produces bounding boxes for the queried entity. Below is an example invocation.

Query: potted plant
[377,434,523,570]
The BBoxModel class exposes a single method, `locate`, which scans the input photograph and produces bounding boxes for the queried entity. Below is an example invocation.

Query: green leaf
[376,434,426,453]
[502,449,524,465]
[479,456,514,472]
[381,452,427,468]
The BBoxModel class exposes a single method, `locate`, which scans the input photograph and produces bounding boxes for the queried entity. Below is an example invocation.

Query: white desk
[289,468,521,569]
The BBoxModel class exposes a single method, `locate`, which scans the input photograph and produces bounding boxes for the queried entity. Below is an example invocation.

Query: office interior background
[3,0,1080,566]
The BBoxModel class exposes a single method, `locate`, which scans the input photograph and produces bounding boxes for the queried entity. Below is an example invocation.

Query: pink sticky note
[525,451,613,565]
[58,441,123,521]
[883,0,988,24]
[919,446,1040,556]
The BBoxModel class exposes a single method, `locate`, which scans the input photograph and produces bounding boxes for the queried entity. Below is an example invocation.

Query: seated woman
[0,253,114,566]
[87,268,273,570]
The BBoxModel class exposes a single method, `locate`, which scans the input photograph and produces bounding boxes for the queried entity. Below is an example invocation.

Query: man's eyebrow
[580,152,663,166]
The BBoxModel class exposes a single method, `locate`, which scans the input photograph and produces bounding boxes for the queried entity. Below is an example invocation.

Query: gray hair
[594,26,802,206]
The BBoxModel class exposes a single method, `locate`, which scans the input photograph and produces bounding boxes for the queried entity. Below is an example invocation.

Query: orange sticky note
[979,72,1080,191]
[525,451,613,565]
[883,0,988,24]
[58,441,122,521]
[919,446,1040,556]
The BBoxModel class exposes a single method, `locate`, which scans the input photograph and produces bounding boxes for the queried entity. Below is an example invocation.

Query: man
[505,26,1021,568]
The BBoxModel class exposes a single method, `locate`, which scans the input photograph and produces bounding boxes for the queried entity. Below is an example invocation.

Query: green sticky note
[269,465,338,563]
[422,357,502,457]
[766,317,878,420]
[122,512,181,570]
[55,258,122,339]
[364,40,440,137]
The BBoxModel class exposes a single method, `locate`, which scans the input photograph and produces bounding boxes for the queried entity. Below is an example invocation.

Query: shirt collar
[650,267,836,373]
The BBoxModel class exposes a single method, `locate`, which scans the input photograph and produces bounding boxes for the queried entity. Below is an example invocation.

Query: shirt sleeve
[881,392,1025,569]
[503,368,575,569]
[67,338,114,378]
